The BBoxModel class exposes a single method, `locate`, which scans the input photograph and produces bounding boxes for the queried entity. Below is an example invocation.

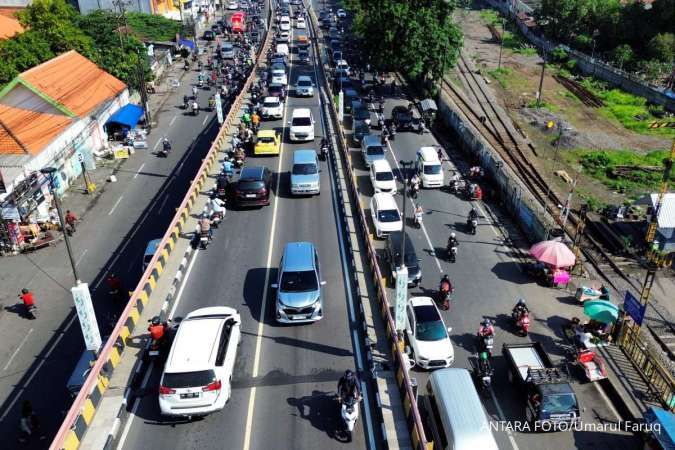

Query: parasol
[583,300,619,324]
[529,240,576,267]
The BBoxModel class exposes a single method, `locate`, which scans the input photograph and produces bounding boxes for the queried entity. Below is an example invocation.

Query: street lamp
[41,167,102,352]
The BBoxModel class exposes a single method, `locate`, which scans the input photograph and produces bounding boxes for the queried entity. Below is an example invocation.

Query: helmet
[151,316,161,326]
[344,369,354,380]
[517,298,526,306]
[450,232,456,238]
[483,319,492,326]
[21,288,29,294]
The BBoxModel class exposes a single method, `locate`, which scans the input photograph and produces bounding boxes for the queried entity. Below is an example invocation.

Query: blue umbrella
[583,300,619,324]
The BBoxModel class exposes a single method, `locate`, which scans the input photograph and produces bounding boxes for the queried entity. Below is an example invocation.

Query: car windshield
[280,270,318,292]
[541,393,577,414]
[367,146,385,156]
[423,164,442,175]
[395,110,413,120]
[293,163,317,175]
[263,100,279,107]
[375,171,394,181]
[222,44,233,50]
[354,108,369,120]
[272,70,285,76]
[378,209,399,223]
[393,251,418,267]
[292,117,312,126]
[258,136,275,144]
[298,79,312,87]
[163,370,215,388]
[269,86,283,94]
[416,318,447,341]
[238,180,264,190]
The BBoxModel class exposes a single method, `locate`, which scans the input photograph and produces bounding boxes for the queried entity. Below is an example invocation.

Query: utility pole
[536,49,547,108]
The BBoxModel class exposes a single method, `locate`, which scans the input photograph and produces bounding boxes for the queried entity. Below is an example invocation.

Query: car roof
[387,231,416,254]
[240,166,265,180]
[263,96,280,102]
[257,129,277,138]
[297,75,312,81]
[363,135,382,147]
[410,299,442,322]
[166,307,238,372]
[371,159,392,172]
[418,146,438,160]
[292,108,311,117]
[282,242,315,271]
[373,192,397,209]
[293,149,317,164]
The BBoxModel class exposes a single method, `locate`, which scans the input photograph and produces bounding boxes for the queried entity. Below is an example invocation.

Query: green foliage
[536,0,675,76]
[17,0,93,55]
[568,148,671,194]
[349,0,463,83]
[527,99,558,111]
[502,31,537,56]
[549,46,569,63]
[565,59,578,71]
[126,12,182,41]
[487,67,512,88]
[479,9,500,26]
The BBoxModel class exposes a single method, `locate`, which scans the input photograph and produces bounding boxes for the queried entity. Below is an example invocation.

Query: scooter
[210,210,223,228]
[26,304,38,320]
[512,310,531,336]
[321,143,329,161]
[435,290,451,311]
[413,211,423,229]
[159,141,171,157]
[468,218,477,235]
[447,244,457,263]
[199,230,210,249]
[339,395,360,442]
[478,333,494,356]
[192,102,199,116]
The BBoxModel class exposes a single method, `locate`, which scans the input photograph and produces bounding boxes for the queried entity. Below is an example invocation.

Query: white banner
[394,266,408,331]
[71,283,102,351]
[215,93,224,124]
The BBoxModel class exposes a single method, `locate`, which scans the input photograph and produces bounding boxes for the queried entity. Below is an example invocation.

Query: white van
[424,368,499,450]
[289,108,315,142]
[275,43,289,56]
[416,146,443,188]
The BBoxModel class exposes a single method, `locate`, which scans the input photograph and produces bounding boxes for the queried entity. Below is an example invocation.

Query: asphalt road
[116,10,376,450]
[0,30,240,449]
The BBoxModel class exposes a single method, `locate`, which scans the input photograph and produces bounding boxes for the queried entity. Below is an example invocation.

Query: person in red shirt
[65,210,77,233]
[148,316,167,342]
[20,289,34,307]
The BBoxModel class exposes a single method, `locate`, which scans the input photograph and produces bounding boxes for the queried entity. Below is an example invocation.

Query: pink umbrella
[529,240,576,267]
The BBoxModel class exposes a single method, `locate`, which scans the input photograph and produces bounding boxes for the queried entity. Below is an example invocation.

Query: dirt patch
[453,6,671,208]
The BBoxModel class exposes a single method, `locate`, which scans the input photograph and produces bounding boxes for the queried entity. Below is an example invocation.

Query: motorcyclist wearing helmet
[148,316,168,342]
[19,288,34,308]
[209,194,225,216]
[439,274,452,294]
[162,137,171,152]
[337,369,361,402]
[468,207,478,221]
[447,232,458,251]
[478,319,495,338]
[512,298,529,318]
[199,214,212,240]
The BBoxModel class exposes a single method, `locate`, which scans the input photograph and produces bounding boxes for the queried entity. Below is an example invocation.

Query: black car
[351,100,371,124]
[353,120,371,146]
[329,39,342,53]
[384,231,422,286]
[391,106,415,130]
[330,50,342,66]
[233,166,272,207]
[333,75,354,92]
[250,30,260,43]
[298,49,310,64]
[267,83,286,99]
[203,30,215,41]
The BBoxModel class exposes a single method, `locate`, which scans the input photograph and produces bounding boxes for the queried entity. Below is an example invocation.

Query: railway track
[442,55,675,361]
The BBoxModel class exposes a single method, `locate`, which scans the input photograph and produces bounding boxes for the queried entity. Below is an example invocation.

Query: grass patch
[487,67,512,88]
[580,78,675,138]
[479,9,501,27]
[564,148,670,196]
[503,31,538,56]
[526,99,559,112]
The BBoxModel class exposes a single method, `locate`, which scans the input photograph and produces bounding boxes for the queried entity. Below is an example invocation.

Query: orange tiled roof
[0,8,22,19]
[0,104,72,156]
[20,50,126,118]
[0,14,24,40]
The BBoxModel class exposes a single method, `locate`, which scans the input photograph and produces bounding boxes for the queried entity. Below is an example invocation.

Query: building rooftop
[0,105,72,156]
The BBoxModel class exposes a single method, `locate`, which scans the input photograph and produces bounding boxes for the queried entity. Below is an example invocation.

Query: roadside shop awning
[645,406,675,447]
[179,39,195,50]
[583,300,619,324]
[105,104,144,130]
[420,98,437,112]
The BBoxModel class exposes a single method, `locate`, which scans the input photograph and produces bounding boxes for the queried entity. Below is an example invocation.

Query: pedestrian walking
[65,210,77,233]
[18,401,44,443]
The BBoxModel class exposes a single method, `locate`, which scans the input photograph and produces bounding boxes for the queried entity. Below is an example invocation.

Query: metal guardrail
[621,324,675,410]
[306,7,430,450]
[49,17,275,450]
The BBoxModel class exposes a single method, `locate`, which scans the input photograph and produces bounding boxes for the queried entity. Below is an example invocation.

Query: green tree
[610,44,633,70]
[647,33,675,63]
[0,31,54,85]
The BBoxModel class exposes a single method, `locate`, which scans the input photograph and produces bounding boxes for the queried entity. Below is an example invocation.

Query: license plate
[246,194,256,198]
[148,350,159,356]
[180,392,199,399]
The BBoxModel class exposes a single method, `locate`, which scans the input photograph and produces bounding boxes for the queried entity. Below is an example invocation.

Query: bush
[565,59,577,71]
[549,46,568,63]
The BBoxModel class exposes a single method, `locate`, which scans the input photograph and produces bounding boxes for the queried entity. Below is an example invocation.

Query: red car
[231,12,246,33]
[233,166,272,207]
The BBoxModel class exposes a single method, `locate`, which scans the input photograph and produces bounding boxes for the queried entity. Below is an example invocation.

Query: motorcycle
[146,320,172,363]
[447,244,457,263]
[467,218,477,235]
[409,182,419,199]
[413,211,423,229]
[339,394,360,442]
[321,143,329,161]
[159,141,171,157]
[210,210,224,228]
[184,62,190,71]
[478,333,494,356]
[199,230,210,249]
[417,119,427,134]
[472,352,494,392]
[388,124,396,141]
[26,304,38,320]
[435,290,451,311]
[512,310,531,336]
[191,102,199,115]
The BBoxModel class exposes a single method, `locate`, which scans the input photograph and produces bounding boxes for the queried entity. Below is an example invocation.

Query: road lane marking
[243,24,295,450]
[474,201,499,236]
[168,244,200,320]
[0,314,77,421]
[133,163,145,179]
[170,115,177,127]
[202,114,209,126]
[157,194,169,214]
[76,248,88,267]
[152,139,162,152]
[108,195,124,216]
[116,362,154,450]
[386,148,443,273]
[488,387,521,450]
[2,329,33,371]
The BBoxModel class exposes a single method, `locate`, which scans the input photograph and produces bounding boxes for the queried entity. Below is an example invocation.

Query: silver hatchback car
[272,242,326,323]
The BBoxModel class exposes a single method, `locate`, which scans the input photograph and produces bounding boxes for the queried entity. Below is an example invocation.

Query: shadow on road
[286,390,338,440]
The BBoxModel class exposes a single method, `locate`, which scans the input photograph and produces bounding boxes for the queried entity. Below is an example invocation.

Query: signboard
[624,291,646,326]
[114,148,130,159]
[338,90,344,122]
[72,283,102,351]
[394,266,408,331]
[215,93,224,124]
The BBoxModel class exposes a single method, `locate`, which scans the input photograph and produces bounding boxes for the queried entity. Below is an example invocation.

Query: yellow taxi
[254,129,281,155]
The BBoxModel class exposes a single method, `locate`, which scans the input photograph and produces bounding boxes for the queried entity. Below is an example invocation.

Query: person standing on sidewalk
[65,210,77,233]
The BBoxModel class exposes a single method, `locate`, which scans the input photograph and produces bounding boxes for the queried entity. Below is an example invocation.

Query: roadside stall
[527,240,575,287]
[419,98,437,127]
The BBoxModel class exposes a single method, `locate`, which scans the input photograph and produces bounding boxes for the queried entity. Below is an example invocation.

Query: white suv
[369,159,397,194]
[405,297,454,369]
[279,16,291,31]
[159,307,241,417]
[370,192,402,238]
[261,96,284,119]
[289,108,315,142]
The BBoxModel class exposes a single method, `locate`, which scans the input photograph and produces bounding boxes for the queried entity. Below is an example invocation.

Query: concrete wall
[486,0,675,113]
[77,0,151,14]
[437,88,555,243]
